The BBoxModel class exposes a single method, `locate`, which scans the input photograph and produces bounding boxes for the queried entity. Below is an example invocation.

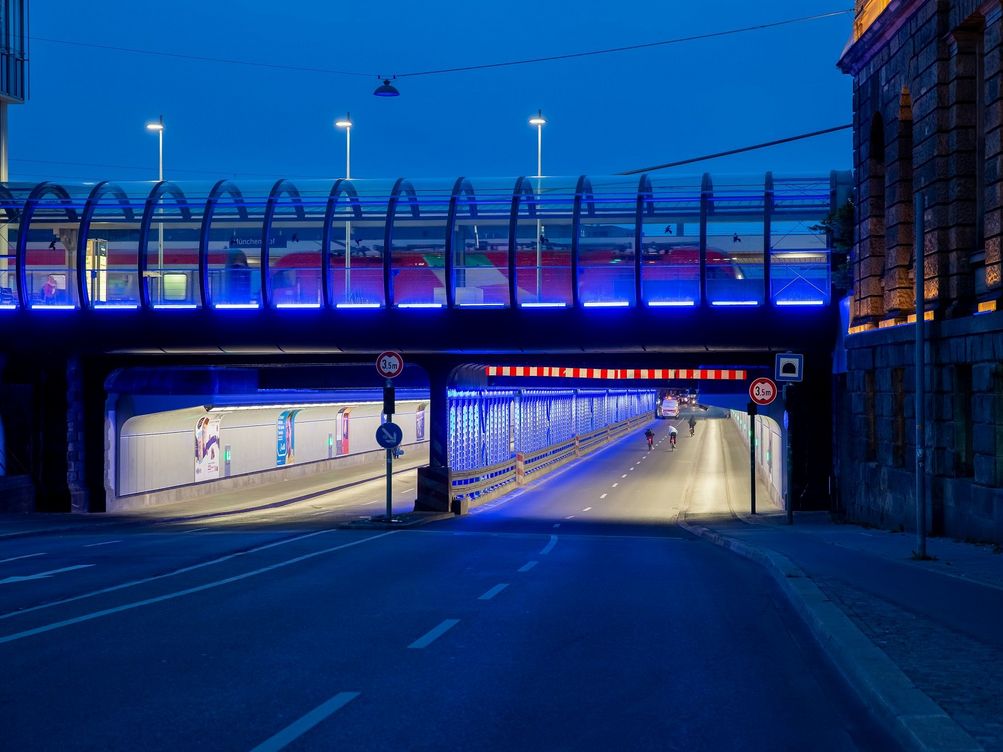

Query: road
[0,415,897,751]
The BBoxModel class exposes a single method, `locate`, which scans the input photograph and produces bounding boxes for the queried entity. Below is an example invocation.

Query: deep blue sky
[12,1,853,183]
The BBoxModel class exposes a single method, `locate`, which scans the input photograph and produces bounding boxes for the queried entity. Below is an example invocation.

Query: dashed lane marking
[540,535,559,555]
[552,523,561,529]
[250,691,361,752]
[83,540,120,548]
[599,493,608,500]
[518,561,538,572]
[621,474,628,478]
[408,619,460,649]
[582,507,592,512]
[478,584,509,601]
[612,483,619,488]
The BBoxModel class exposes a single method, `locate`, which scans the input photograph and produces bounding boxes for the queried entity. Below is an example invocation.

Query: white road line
[408,619,460,649]
[599,493,608,500]
[518,561,538,572]
[1,564,95,586]
[621,474,628,478]
[478,584,509,601]
[250,691,360,752]
[612,482,619,488]
[0,528,337,623]
[83,540,120,548]
[540,535,558,555]
[552,523,561,529]
[582,507,592,512]
[565,515,575,520]
[630,467,635,471]
[0,553,46,565]
[0,532,395,644]
[181,527,209,534]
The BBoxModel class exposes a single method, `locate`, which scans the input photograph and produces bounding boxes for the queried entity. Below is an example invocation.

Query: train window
[162,273,188,301]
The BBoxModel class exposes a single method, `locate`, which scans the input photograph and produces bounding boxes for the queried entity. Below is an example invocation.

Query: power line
[397,9,852,78]
[618,124,852,175]
[30,9,852,83]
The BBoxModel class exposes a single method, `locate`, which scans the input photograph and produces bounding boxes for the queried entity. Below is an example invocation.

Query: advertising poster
[276,409,301,466]
[194,416,221,482]
[416,404,426,441]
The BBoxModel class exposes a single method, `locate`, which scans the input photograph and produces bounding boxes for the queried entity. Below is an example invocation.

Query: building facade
[837,0,1003,542]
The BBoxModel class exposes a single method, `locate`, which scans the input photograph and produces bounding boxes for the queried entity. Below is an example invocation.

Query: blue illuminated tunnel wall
[448,388,656,472]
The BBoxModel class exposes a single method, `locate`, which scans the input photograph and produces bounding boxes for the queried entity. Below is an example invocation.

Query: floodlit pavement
[0,416,898,751]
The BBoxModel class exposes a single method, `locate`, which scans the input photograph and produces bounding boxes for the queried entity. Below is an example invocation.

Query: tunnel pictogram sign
[775,353,804,383]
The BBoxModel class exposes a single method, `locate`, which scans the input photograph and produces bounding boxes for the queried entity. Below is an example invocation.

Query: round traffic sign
[376,351,404,379]
[749,377,778,406]
[375,422,403,449]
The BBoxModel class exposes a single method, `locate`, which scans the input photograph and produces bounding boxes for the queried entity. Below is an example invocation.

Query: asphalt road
[0,415,898,751]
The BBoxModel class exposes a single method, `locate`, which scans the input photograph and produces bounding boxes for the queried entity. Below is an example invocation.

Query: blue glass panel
[452,178,512,307]
[329,179,394,308]
[641,176,702,306]
[579,177,638,306]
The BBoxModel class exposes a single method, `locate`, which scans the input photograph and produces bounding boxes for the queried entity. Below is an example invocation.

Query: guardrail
[448,413,651,512]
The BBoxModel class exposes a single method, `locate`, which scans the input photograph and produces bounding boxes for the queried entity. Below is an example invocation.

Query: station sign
[749,377,778,406]
[376,351,404,379]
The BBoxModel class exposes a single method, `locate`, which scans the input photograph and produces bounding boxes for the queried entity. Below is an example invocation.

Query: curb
[338,511,455,530]
[679,517,983,752]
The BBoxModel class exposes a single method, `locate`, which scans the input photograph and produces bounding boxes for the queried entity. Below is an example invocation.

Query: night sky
[13,1,853,183]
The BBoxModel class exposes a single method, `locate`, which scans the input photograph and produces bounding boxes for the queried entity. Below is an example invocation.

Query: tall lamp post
[529,110,546,301]
[335,114,353,300]
[146,116,165,303]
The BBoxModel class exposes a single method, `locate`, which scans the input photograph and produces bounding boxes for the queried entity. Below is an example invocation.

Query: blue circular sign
[376,422,404,449]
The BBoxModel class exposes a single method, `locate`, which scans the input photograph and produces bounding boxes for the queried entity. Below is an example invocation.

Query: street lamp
[529,109,546,178]
[335,113,352,179]
[335,113,354,299]
[146,116,165,303]
[529,110,547,301]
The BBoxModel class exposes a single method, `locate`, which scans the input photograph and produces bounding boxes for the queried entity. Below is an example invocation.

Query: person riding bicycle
[667,424,678,449]
[688,416,696,436]
[644,428,655,451]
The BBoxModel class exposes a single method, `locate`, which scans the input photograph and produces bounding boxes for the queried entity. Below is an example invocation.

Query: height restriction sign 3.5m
[749,377,778,406]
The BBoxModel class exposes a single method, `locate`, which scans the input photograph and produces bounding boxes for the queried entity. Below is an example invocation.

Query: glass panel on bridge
[390,179,448,307]
[0,185,28,308]
[452,178,512,308]
[641,176,702,306]
[770,176,832,306]
[516,177,574,307]
[84,183,145,308]
[706,176,766,306]
[25,184,90,309]
[205,183,264,308]
[579,177,638,307]
[143,182,203,308]
[328,179,390,308]
[268,180,325,308]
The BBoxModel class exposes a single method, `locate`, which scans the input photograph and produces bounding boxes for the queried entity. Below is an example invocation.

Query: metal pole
[345,124,351,180]
[914,191,927,557]
[784,384,793,525]
[386,447,393,522]
[748,402,757,515]
[345,124,352,300]
[157,124,164,304]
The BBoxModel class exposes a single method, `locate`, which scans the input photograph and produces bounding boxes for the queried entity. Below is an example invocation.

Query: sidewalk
[0,451,429,540]
[684,505,1003,752]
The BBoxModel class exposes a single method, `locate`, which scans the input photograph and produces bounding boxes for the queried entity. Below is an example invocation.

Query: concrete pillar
[66,357,107,513]
[415,361,451,513]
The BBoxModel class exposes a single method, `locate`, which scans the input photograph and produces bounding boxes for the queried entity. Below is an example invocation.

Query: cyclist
[688,416,697,436]
[667,424,678,450]
[644,428,655,451]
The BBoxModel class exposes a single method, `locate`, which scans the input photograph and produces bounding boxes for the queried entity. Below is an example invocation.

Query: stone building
[836,0,1003,542]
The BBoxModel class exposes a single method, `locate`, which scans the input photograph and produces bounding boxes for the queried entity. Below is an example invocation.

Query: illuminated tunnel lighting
[647,300,696,307]
[775,299,825,306]
[458,302,506,308]
[397,303,443,309]
[31,305,76,310]
[93,304,140,310]
[214,303,260,310]
[583,301,630,308]
[0,304,17,310]
[521,302,567,308]
[207,400,383,412]
[711,300,760,307]
[276,303,321,309]
[154,304,198,310]
[336,303,381,309]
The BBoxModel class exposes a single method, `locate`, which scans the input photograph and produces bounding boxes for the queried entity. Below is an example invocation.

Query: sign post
[784,386,793,525]
[376,352,404,522]
[747,402,758,515]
